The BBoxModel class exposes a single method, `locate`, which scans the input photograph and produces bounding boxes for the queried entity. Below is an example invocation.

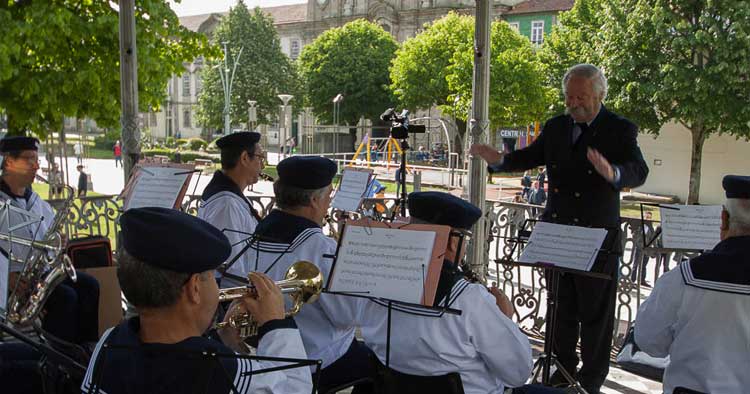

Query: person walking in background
[49,162,64,198]
[113,140,122,168]
[76,164,87,197]
[73,142,83,164]
[521,171,532,200]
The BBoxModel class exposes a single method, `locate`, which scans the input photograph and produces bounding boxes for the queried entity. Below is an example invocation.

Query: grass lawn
[620,201,661,220]
[86,147,115,160]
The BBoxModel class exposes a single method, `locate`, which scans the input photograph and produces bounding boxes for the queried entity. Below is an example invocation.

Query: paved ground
[39,154,665,394]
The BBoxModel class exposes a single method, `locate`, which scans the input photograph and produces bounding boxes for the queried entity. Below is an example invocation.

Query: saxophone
[4,178,77,325]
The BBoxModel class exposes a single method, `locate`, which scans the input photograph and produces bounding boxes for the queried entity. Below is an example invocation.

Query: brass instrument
[215,261,323,338]
[4,177,76,325]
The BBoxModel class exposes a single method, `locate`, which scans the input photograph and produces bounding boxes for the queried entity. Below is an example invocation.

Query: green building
[502,0,574,45]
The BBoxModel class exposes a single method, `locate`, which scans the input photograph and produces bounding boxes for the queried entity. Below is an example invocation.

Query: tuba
[4,178,77,325]
[215,261,323,339]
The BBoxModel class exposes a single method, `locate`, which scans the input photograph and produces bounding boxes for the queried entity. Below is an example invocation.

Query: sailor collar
[681,235,750,295]
[254,209,321,244]
[201,170,260,221]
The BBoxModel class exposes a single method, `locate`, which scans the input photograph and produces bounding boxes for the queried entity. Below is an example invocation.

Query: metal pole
[467,0,491,279]
[118,0,140,182]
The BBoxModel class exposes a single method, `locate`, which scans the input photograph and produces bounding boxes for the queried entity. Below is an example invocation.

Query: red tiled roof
[178,3,306,31]
[505,0,575,15]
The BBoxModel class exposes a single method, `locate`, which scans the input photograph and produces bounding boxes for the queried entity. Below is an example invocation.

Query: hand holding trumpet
[217,272,284,352]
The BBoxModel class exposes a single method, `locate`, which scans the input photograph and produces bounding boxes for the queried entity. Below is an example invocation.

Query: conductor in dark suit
[471,64,649,393]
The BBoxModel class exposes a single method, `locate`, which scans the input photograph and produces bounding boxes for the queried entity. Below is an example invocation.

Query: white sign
[125,167,190,210]
[331,168,372,212]
[660,204,722,250]
[330,225,437,304]
[519,222,608,272]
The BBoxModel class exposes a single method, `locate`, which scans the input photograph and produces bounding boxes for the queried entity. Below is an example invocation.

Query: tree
[196,1,301,131]
[298,19,398,125]
[537,0,604,116]
[600,0,750,203]
[0,0,211,137]
[390,13,554,149]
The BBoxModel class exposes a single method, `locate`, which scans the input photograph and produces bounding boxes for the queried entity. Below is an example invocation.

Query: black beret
[408,192,482,230]
[723,175,750,199]
[120,207,231,273]
[216,132,261,150]
[0,136,40,153]
[277,156,337,189]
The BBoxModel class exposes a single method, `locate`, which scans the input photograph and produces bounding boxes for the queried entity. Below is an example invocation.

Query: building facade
[143,0,573,140]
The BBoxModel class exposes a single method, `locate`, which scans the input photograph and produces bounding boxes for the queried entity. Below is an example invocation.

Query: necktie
[573,122,589,145]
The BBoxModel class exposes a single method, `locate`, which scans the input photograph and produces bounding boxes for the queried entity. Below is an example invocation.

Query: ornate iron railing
[48,195,694,350]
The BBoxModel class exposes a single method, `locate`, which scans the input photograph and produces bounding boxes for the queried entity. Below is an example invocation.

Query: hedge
[141,148,219,163]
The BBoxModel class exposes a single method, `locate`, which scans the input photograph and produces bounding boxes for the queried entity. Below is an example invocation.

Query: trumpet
[214,261,323,338]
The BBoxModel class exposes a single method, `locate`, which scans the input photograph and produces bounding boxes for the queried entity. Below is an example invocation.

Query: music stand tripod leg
[531,268,589,394]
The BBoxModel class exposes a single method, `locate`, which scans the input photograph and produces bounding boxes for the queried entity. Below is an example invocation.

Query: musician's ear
[721,208,730,232]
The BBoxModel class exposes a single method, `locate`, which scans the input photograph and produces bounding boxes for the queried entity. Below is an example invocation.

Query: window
[290,40,300,60]
[531,20,545,44]
[508,22,520,32]
[195,75,202,97]
[183,110,191,128]
[182,74,191,97]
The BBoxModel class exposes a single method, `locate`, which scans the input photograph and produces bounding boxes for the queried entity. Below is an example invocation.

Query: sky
[168,0,306,17]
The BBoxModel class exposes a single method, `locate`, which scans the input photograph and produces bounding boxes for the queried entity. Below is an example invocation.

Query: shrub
[94,129,120,150]
[186,138,207,151]
[164,137,176,148]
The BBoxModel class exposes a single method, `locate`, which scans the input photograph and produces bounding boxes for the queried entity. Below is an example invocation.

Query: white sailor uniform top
[635,235,750,394]
[0,182,55,272]
[334,261,533,394]
[80,317,311,394]
[197,171,261,284]
[250,210,356,369]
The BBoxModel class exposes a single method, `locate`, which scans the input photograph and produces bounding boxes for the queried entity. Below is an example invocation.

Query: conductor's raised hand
[489,285,514,318]
[243,272,285,327]
[470,144,503,165]
[586,148,615,183]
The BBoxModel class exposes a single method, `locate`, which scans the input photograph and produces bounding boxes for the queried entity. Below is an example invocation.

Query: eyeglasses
[252,153,267,165]
[16,154,40,166]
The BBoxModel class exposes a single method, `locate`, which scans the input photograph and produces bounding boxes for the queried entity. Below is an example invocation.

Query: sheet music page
[125,167,190,210]
[330,225,436,304]
[331,169,371,212]
[519,222,607,272]
[660,204,721,250]
[0,256,8,315]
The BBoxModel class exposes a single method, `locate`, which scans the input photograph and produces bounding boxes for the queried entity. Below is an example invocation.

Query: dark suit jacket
[490,106,649,230]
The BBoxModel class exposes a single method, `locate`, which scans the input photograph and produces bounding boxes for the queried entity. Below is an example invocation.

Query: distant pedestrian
[74,142,83,164]
[113,140,122,168]
[528,181,547,216]
[521,171,532,200]
[50,163,64,198]
[536,167,546,188]
[77,165,88,197]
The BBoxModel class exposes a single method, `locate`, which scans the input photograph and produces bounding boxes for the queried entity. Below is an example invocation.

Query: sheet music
[330,225,436,304]
[125,167,190,210]
[519,222,607,272]
[331,169,372,212]
[660,204,721,250]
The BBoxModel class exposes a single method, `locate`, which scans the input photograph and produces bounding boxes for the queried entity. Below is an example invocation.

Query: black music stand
[84,343,321,394]
[499,219,614,394]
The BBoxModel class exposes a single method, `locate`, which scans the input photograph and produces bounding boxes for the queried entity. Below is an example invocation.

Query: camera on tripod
[380,108,426,139]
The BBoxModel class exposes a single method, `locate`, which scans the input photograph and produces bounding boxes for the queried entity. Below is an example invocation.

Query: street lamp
[278,94,294,158]
[247,100,257,132]
[332,93,344,155]
[218,42,243,134]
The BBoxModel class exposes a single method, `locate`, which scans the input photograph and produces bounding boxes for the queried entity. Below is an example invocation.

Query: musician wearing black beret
[81,207,311,394]
[198,132,266,287]
[635,175,750,394]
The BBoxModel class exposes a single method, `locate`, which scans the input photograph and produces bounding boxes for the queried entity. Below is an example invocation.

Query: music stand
[500,220,614,394]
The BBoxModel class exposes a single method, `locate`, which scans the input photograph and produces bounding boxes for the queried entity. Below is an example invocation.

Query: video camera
[380,108,426,139]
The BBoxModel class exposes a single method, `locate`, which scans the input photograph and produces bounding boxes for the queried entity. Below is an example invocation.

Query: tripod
[392,138,409,218]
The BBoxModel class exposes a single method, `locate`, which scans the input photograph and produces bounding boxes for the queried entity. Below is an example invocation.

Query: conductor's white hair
[725,198,750,233]
[563,64,608,100]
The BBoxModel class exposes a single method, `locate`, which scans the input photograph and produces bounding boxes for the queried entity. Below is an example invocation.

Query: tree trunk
[687,125,706,204]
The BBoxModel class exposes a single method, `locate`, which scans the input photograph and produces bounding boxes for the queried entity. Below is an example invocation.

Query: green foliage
[164,136,177,148]
[93,129,120,150]
[141,148,218,163]
[0,0,214,137]
[298,19,398,124]
[390,13,553,127]
[196,1,302,130]
[184,137,208,151]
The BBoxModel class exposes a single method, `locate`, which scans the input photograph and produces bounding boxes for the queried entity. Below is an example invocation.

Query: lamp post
[247,100,257,132]
[278,94,293,158]
[332,93,344,155]
[218,42,243,134]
